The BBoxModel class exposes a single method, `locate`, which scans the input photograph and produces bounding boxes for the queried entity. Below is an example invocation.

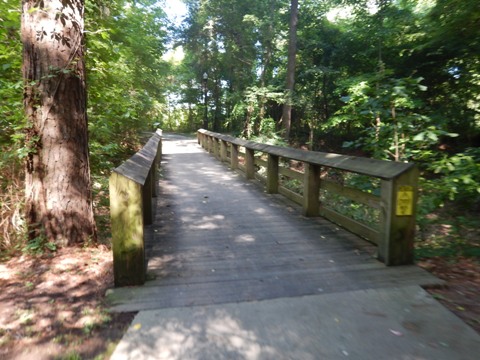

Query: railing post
[303,163,321,217]
[379,166,419,265]
[245,148,255,179]
[110,172,146,286]
[220,140,228,163]
[231,143,239,170]
[267,154,279,194]
[152,130,162,198]
[213,137,220,159]
[208,136,214,153]
[143,169,153,225]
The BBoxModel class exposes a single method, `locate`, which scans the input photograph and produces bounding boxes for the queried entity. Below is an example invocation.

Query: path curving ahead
[109,134,480,360]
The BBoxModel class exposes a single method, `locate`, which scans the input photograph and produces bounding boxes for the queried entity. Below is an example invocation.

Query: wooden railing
[197,129,419,266]
[109,130,162,286]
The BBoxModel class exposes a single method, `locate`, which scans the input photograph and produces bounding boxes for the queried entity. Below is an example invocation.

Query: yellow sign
[396,186,414,216]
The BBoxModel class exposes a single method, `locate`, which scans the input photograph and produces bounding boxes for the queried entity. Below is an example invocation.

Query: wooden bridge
[107,132,443,312]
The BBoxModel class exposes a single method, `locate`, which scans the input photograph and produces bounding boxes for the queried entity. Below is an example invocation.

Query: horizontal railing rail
[198,129,418,266]
[109,129,162,286]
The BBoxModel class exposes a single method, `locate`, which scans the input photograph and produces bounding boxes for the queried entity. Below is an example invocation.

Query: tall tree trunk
[22,0,97,246]
[281,0,298,141]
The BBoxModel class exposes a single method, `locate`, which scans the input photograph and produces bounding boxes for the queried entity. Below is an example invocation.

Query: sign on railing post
[379,166,419,265]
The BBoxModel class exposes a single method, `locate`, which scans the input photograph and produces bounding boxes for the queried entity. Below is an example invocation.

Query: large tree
[22,0,96,246]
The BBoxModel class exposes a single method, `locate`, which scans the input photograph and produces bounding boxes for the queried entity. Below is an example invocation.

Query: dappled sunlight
[202,214,225,221]
[112,308,281,360]
[178,214,227,231]
[205,309,263,358]
[235,234,256,243]
[254,207,267,214]
[189,222,220,230]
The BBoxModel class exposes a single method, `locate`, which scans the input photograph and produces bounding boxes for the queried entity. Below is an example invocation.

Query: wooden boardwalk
[107,135,443,312]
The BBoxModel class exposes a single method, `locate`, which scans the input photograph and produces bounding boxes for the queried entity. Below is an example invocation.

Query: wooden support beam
[267,154,279,194]
[303,163,320,217]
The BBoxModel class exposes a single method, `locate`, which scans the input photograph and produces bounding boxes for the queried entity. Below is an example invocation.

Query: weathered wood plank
[320,180,382,209]
[279,166,303,181]
[113,132,161,185]
[279,186,304,205]
[319,206,380,245]
[198,129,413,180]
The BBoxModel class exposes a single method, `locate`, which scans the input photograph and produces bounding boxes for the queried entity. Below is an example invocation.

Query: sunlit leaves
[84,0,170,172]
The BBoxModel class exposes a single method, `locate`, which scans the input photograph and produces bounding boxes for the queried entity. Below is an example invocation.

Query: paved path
[109,134,480,359]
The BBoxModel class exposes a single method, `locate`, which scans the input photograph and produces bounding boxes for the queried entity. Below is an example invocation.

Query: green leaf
[413,132,425,141]
[427,132,438,141]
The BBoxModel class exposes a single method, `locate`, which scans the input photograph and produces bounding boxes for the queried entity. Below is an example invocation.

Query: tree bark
[22,0,97,246]
[281,0,298,141]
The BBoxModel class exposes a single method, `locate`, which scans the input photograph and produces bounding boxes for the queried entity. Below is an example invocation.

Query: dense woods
[1,0,479,252]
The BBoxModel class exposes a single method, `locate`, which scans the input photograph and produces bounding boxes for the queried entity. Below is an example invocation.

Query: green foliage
[421,148,480,208]
[0,0,23,147]
[22,225,57,255]
[85,0,171,174]
[331,74,451,162]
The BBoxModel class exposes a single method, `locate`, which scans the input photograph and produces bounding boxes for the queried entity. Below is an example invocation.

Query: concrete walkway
[111,286,480,360]
[110,134,480,359]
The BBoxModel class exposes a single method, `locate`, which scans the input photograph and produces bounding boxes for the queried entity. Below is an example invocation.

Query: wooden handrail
[198,129,418,266]
[109,130,162,286]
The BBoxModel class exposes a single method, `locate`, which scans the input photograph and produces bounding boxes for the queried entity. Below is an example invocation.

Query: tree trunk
[22,0,97,246]
[281,0,298,141]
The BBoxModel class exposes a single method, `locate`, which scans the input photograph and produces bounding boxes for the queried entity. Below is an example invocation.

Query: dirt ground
[0,246,135,360]
[0,246,478,359]
[418,256,480,334]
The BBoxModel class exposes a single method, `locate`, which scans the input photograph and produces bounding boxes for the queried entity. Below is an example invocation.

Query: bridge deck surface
[108,135,442,312]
